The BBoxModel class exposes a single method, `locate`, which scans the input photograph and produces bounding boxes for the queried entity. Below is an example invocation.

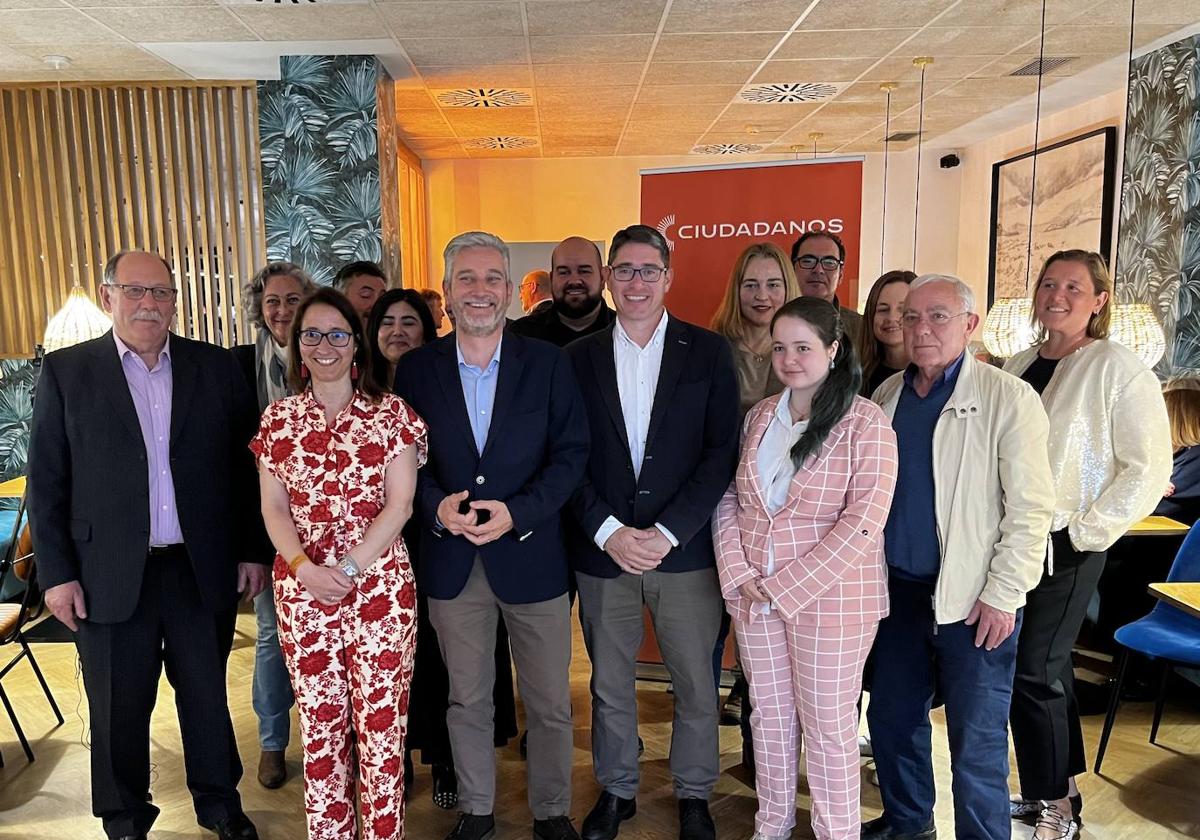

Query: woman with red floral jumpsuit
[252,288,427,840]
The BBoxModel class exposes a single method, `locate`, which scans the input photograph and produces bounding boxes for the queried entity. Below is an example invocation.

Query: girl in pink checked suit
[714,297,899,840]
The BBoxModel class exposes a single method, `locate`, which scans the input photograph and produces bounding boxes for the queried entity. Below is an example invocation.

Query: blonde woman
[1004,250,1172,840]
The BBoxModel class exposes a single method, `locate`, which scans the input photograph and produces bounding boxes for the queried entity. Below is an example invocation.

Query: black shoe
[535,815,582,840]
[446,813,496,840]
[404,751,414,802]
[432,761,459,810]
[678,798,715,840]
[200,812,259,840]
[860,815,935,840]
[581,792,637,840]
[116,835,148,840]
[637,736,644,757]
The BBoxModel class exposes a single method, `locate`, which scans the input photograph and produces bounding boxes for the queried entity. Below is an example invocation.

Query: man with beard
[512,236,615,347]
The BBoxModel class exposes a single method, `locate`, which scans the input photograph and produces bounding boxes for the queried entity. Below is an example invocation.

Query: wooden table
[0,475,25,499]
[1127,515,1190,536]
[1149,582,1200,620]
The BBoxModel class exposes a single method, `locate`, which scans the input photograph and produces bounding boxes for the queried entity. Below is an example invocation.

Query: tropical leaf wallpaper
[0,358,37,510]
[257,55,385,287]
[1116,35,1200,375]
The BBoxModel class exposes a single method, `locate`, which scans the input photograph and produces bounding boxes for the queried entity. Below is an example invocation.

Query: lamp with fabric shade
[43,285,111,352]
[1109,302,1166,367]
[982,297,1036,359]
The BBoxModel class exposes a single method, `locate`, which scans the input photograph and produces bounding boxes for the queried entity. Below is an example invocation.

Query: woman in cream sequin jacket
[1002,249,1172,840]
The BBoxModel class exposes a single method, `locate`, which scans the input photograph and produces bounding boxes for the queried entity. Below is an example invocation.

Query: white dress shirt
[594,310,679,551]
[751,389,808,614]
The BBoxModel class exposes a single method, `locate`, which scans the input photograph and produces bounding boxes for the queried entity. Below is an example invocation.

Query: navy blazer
[567,315,740,578]
[27,330,262,624]
[393,330,589,604]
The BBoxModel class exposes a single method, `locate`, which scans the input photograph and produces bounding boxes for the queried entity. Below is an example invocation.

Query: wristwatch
[337,554,360,580]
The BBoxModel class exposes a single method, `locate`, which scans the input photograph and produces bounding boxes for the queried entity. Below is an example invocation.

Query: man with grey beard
[512,236,615,347]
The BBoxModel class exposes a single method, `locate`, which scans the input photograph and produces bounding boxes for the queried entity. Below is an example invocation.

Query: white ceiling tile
[0,7,123,43]
[642,60,759,85]
[419,64,533,87]
[536,85,637,109]
[231,6,388,41]
[636,83,741,104]
[81,6,255,43]
[663,0,803,34]
[532,61,644,86]
[529,34,653,64]
[401,36,528,67]
[777,28,918,60]
[904,25,1043,56]
[801,0,957,30]
[751,57,876,84]
[652,32,783,63]
[525,0,666,35]
[378,2,523,39]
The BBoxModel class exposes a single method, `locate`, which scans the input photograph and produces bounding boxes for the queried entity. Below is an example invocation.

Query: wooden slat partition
[0,82,267,357]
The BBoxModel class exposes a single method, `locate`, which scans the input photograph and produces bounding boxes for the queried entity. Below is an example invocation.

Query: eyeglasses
[298,328,353,347]
[900,311,969,328]
[108,283,178,302]
[611,265,665,283]
[794,255,843,272]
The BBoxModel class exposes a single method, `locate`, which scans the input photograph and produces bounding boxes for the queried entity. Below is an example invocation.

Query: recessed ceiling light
[434,88,533,108]
[692,143,763,155]
[739,82,841,104]
[463,136,538,150]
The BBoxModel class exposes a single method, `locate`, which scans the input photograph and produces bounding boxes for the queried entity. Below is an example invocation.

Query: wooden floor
[0,606,1197,840]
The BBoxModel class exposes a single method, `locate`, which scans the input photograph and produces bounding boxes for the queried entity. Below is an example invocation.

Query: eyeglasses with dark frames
[108,283,178,302]
[611,265,665,283]
[793,255,844,272]
[298,329,353,348]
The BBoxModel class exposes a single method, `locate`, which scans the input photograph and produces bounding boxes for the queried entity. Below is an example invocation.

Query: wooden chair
[0,492,65,765]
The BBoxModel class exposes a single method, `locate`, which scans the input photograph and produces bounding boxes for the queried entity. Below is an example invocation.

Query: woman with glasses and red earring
[250,287,428,840]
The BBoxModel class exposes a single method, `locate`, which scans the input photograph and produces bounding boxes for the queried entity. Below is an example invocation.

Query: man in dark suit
[394,231,589,840]
[27,250,267,840]
[511,236,615,348]
[567,225,739,840]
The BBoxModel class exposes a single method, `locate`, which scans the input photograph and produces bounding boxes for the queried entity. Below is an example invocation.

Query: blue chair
[1094,522,1200,774]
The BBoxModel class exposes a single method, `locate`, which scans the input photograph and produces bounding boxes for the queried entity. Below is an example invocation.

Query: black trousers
[74,547,242,839]
[1010,529,1106,801]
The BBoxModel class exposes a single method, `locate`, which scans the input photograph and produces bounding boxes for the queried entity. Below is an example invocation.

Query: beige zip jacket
[874,354,1055,623]
[1004,339,1172,554]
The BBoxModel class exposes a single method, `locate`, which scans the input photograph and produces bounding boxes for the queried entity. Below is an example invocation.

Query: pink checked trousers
[736,612,877,840]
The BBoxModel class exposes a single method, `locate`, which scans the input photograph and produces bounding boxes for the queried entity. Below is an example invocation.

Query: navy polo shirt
[884,352,966,582]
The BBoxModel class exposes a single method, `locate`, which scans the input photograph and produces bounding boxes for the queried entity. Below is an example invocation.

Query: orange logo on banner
[640,159,863,328]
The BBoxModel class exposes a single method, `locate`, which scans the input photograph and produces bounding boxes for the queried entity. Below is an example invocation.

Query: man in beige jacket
[863,275,1055,840]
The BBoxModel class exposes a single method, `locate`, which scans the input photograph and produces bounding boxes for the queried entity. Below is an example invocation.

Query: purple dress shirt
[114,332,184,546]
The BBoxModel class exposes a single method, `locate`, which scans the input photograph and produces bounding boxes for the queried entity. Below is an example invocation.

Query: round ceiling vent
[692,143,763,155]
[463,136,538,150]
[739,83,840,103]
[435,88,533,108]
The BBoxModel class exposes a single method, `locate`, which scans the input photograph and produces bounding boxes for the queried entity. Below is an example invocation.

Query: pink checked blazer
[713,394,899,627]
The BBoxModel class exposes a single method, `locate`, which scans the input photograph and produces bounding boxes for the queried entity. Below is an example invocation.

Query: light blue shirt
[457,335,503,455]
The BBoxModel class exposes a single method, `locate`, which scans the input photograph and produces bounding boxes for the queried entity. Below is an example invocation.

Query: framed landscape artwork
[988,127,1118,307]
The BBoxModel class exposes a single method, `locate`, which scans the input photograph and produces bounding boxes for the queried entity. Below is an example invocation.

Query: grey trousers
[427,558,573,819]
[576,566,723,800]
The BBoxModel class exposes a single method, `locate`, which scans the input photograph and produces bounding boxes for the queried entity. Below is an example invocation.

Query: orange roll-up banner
[640,157,864,328]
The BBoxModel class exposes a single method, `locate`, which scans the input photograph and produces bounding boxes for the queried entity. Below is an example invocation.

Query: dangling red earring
[351,362,359,381]
[300,362,309,380]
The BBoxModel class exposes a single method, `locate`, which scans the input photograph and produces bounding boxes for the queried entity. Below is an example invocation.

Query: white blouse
[756,389,809,515]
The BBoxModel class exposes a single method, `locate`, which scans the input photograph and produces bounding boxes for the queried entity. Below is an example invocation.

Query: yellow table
[0,476,25,499]
[1126,515,1190,537]
[1149,582,1200,620]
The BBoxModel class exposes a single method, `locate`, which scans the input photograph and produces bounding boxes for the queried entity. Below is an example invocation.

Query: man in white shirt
[566,225,739,840]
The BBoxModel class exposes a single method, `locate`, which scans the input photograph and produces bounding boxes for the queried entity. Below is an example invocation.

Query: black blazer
[27,331,263,624]
[394,330,589,604]
[567,316,739,578]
